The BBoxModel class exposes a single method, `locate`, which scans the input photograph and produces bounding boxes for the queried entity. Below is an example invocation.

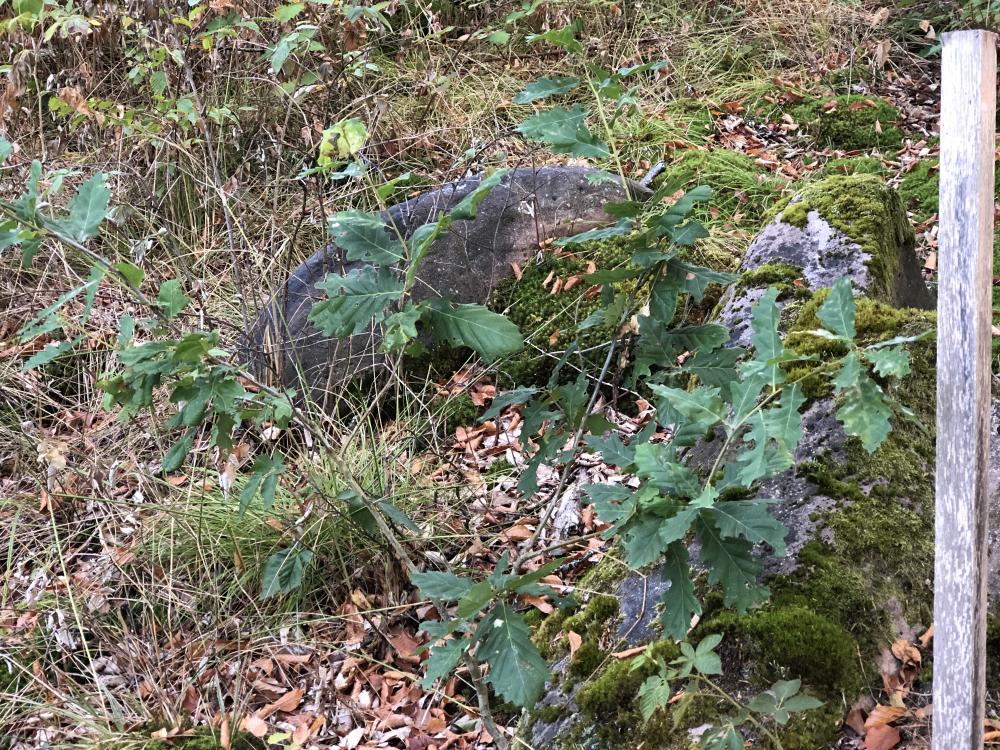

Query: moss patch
[789,95,904,151]
[657,148,785,223]
[706,605,863,696]
[488,241,633,388]
[820,155,888,179]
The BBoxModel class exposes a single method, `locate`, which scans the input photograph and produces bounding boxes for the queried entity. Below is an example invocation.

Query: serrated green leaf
[638,674,671,721]
[310,266,403,337]
[707,500,786,555]
[239,453,284,515]
[411,570,474,601]
[649,384,727,431]
[423,301,523,361]
[750,287,784,386]
[162,430,194,473]
[668,261,738,301]
[61,173,111,242]
[449,169,508,221]
[662,324,729,355]
[421,637,467,686]
[328,210,405,265]
[583,483,635,525]
[113,260,145,288]
[382,304,423,351]
[274,3,304,21]
[157,279,190,320]
[456,580,495,618]
[481,387,537,421]
[555,219,634,246]
[864,346,910,378]
[695,516,769,613]
[836,367,891,452]
[659,542,701,640]
[683,347,744,389]
[633,442,701,497]
[516,105,610,159]
[583,433,635,468]
[23,337,79,370]
[512,75,580,104]
[487,29,511,44]
[624,512,671,568]
[525,25,582,52]
[261,547,313,598]
[475,603,550,707]
[692,633,723,675]
[817,277,856,340]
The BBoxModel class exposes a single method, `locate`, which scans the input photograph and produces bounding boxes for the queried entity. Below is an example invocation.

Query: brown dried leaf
[241,714,269,738]
[567,631,582,655]
[863,724,901,750]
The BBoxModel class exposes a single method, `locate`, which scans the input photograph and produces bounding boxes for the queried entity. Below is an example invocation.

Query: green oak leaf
[328,210,405,265]
[309,266,403,337]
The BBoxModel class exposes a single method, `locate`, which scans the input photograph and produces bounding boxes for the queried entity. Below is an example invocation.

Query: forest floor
[0,1,976,748]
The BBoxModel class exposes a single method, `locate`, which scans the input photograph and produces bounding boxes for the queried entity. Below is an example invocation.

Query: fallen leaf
[864,724,901,750]
[612,645,646,659]
[865,704,907,729]
[566,631,582,655]
[918,623,934,648]
[259,687,304,718]
[241,714,269,738]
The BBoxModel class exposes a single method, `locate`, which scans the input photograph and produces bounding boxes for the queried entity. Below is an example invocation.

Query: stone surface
[523,176,947,749]
[244,166,648,397]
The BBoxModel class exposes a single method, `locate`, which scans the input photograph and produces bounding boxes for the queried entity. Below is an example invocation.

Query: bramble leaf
[261,547,313,598]
[638,674,671,721]
[411,570,474,601]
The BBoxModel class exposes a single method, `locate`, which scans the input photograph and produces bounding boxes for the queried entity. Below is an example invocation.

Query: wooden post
[934,28,996,750]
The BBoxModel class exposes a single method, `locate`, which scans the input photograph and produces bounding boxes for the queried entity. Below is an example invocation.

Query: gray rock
[243,166,648,397]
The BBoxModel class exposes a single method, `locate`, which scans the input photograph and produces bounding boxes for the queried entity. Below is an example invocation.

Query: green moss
[533,704,568,725]
[900,154,1000,223]
[707,605,862,696]
[789,95,904,151]
[658,148,784,223]
[562,594,620,643]
[738,262,801,289]
[569,641,607,678]
[779,202,809,228]
[772,175,914,304]
[489,241,633,388]
[820,156,888,179]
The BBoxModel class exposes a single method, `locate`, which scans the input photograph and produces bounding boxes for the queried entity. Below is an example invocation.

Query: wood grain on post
[934,28,997,750]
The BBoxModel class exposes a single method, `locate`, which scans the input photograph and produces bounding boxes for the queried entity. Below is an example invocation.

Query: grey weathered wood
[934,29,997,750]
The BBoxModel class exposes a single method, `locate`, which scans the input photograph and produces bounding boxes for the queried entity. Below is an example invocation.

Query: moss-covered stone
[772,174,915,304]
[789,95,905,151]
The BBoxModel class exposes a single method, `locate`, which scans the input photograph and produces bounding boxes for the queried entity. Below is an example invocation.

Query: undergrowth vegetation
[0,0,958,748]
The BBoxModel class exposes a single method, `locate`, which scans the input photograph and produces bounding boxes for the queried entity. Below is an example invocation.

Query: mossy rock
[656,148,785,223]
[789,95,904,152]
[522,173,939,750]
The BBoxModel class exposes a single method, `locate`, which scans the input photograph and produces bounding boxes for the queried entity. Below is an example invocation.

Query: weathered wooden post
[934,28,997,750]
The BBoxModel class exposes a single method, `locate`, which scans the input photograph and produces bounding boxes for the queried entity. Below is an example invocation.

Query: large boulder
[244,166,648,398]
[522,175,967,749]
